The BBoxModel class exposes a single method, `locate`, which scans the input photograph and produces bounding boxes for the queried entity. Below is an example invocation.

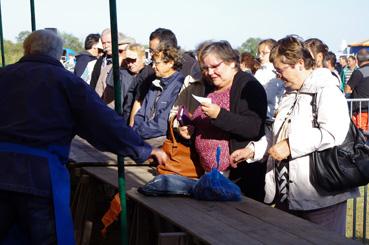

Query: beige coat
[95,64,112,98]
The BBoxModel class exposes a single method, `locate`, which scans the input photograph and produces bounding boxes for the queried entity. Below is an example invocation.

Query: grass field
[346,185,369,244]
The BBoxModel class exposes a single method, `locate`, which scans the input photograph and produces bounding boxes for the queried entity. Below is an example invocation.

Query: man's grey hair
[101,28,111,36]
[23,29,64,60]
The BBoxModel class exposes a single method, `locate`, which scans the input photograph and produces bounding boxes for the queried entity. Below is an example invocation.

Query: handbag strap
[277,92,318,141]
[311,93,319,128]
[275,93,299,142]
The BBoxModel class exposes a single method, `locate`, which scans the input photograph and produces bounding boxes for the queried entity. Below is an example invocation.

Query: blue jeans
[0,190,56,245]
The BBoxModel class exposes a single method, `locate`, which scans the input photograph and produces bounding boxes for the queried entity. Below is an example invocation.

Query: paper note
[192,94,212,104]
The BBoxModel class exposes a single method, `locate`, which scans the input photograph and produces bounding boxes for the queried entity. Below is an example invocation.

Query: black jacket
[210,70,267,201]
[73,51,96,77]
[211,71,267,153]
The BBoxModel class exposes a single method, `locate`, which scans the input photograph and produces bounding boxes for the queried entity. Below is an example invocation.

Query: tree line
[0,31,83,66]
[0,31,261,67]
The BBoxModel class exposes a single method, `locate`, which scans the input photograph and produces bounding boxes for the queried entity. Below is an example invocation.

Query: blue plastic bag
[191,146,241,201]
[138,174,197,197]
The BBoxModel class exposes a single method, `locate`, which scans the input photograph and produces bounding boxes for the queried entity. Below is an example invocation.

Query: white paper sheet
[192,94,212,104]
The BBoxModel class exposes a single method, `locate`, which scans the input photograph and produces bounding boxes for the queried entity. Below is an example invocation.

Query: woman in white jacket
[230,36,359,235]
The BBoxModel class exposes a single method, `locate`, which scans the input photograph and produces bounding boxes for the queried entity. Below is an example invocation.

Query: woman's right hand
[150,148,168,165]
[230,146,254,168]
[178,125,194,140]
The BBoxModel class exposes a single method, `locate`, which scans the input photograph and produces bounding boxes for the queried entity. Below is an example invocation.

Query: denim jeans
[0,190,56,245]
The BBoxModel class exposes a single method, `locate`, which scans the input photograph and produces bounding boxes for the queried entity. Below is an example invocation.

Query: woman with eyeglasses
[178,40,267,202]
[132,44,184,147]
[254,39,285,123]
[230,35,359,235]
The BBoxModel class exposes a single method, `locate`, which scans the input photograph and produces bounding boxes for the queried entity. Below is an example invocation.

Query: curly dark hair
[152,44,183,70]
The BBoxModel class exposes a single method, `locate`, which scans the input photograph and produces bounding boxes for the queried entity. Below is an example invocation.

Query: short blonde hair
[126,43,145,59]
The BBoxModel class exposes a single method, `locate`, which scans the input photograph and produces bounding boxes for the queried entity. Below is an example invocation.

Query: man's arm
[345,69,363,94]
[67,78,151,163]
[344,84,352,94]
[129,100,142,127]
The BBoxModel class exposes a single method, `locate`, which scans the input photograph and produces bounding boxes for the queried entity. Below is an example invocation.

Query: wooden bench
[70,138,360,245]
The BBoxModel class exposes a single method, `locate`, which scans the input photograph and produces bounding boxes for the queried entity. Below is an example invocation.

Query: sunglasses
[125,58,137,63]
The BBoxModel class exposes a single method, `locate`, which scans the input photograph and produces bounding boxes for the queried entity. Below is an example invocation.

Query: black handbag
[309,93,369,194]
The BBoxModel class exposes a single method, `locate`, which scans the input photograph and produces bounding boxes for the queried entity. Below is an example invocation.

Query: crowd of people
[1,27,369,243]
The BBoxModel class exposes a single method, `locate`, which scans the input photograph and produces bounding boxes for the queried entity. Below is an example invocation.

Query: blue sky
[2,0,368,52]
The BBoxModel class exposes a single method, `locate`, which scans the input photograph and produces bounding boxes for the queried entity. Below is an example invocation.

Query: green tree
[0,31,84,66]
[238,37,261,56]
[61,32,83,52]
[0,31,30,66]
[0,40,23,66]
[16,31,31,43]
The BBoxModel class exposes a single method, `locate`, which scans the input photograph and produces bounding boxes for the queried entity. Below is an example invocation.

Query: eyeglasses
[258,51,270,56]
[201,61,224,72]
[152,60,164,66]
[118,49,125,54]
[273,64,294,78]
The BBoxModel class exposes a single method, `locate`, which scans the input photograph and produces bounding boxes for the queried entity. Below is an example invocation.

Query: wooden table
[69,136,140,166]
[70,138,360,245]
[69,136,117,166]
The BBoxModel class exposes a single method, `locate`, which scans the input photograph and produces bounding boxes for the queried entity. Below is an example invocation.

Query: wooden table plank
[69,137,117,165]
[72,139,360,245]
[127,189,358,245]
[82,166,155,190]
[178,198,309,245]
[69,136,140,166]
[127,189,261,245]
[229,200,358,245]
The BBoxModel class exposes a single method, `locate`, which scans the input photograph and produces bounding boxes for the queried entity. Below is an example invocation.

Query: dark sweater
[211,71,267,152]
[74,51,96,77]
[210,70,267,201]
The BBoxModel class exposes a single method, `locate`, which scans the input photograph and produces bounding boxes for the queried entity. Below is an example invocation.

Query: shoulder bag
[157,117,204,178]
[309,93,369,194]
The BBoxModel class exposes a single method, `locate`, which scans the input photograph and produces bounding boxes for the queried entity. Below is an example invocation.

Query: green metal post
[108,1,128,245]
[0,0,5,67]
[30,0,36,31]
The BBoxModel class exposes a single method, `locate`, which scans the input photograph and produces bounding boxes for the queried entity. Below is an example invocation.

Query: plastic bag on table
[191,146,241,201]
[138,174,197,197]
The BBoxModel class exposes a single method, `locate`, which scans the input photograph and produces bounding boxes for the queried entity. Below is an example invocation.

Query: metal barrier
[347,98,369,135]
[346,98,369,243]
